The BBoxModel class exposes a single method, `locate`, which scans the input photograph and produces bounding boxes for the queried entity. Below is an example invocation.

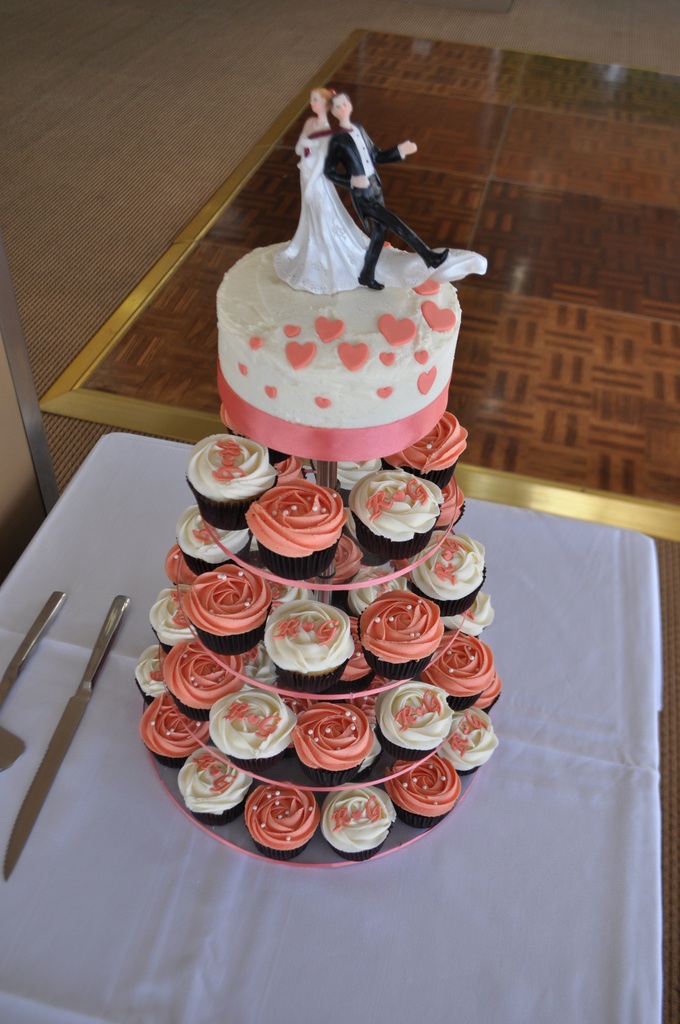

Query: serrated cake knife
[0,591,67,772]
[4,595,129,880]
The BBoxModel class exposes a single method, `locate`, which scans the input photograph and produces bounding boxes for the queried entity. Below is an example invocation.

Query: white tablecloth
[0,435,662,1024]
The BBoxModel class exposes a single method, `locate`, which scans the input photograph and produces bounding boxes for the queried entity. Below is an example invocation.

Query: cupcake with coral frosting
[149,586,195,652]
[165,545,197,586]
[135,644,166,704]
[246,480,346,579]
[354,729,382,782]
[442,591,494,637]
[359,590,443,681]
[384,754,461,828]
[439,707,499,775]
[293,702,373,786]
[375,680,453,760]
[435,475,465,529]
[409,532,486,616]
[272,455,305,484]
[162,640,244,720]
[264,599,354,693]
[139,693,210,767]
[184,565,271,656]
[186,434,277,530]
[176,504,250,575]
[178,748,251,825]
[330,616,375,694]
[384,412,468,488]
[349,469,442,560]
[422,632,496,711]
[347,565,409,618]
[320,786,396,861]
[333,534,364,584]
[209,688,295,770]
[245,783,320,860]
[474,671,502,713]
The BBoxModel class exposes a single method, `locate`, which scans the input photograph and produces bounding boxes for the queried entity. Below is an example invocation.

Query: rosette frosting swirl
[293,703,373,771]
[474,671,503,710]
[209,689,295,760]
[135,645,167,700]
[442,591,495,636]
[149,587,194,647]
[184,566,271,636]
[176,505,249,563]
[139,694,210,757]
[178,749,251,813]
[333,534,363,583]
[376,681,453,751]
[165,545,197,585]
[435,476,465,528]
[336,459,382,490]
[264,599,353,673]
[240,642,278,686]
[245,784,320,851]
[409,532,485,601]
[341,617,373,684]
[385,412,468,473]
[163,641,243,709]
[423,633,495,697]
[384,755,461,816]
[269,583,313,609]
[347,564,409,617]
[246,481,346,558]
[349,469,442,541]
[359,591,443,664]
[320,787,396,854]
[272,455,304,484]
[186,434,276,501]
[439,707,499,770]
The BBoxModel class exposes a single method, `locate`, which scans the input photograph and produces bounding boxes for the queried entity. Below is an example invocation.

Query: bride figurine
[274,88,487,295]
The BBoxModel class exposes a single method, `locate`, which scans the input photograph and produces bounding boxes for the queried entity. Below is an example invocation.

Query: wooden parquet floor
[82,31,680,505]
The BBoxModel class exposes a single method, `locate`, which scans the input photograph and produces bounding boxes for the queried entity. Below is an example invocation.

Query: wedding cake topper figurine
[273,88,487,295]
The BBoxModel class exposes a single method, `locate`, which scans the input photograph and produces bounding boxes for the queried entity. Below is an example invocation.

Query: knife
[0,592,67,772]
[4,595,129,880]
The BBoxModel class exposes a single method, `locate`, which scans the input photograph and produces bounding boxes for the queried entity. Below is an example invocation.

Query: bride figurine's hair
[311,86,334,107]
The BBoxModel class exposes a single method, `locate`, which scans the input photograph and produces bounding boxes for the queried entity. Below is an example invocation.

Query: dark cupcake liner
[257,538,339,582]
[445,691,484,712]
[381,461,457,489]
[362,648,433,681]
[148,748,187,769]
[393,804,450,829]
[329,827,392,861]
[267,447,291,465]
[375,725,436,762]
[475,693,500,714]
[168,692,211,721]
[135,677,159,705]
[297,761,362,787]
[324,668,375,695]
[228,750,286,772]
[456,764,480,776]
[186,480,254,531]
[274,659,349,694]
[193,620,266,657]
[188,799,246,827]
[455,500,466,524]
[180,536,251,577]
[410,568,486,618]
[252,838,310,860]
[354,517,435,561]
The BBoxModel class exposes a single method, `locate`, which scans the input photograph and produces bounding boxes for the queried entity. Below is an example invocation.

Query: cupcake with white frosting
[349,469,442,560]
[264,599,354,693]
[321,786,396,861]
[186,434,276,530]
[346,564,410,618]
[176,504,250,575]
[409,532,486,616]
[178,748,251,825]
[442,591,494,637]
[240,642,278,687]
[209,688,296,770]
[375,680,453,760]
[335,458,383,500]
[135,644,166,704]
[439,707,499,775]
[149,586,194,652]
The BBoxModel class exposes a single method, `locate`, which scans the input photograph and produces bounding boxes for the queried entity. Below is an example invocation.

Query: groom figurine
[324,92,448,290]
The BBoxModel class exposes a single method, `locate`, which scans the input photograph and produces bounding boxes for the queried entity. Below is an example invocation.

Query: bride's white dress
[274,131,487,295]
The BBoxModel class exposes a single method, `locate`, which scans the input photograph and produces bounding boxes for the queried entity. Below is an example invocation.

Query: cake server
[0,591,67,772]
[4,594,129,880]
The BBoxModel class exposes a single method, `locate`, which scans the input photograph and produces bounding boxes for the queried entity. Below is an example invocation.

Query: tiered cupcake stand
[150,456,481,866]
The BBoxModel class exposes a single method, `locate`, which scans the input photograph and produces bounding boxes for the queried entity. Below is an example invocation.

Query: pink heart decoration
[238,363,248,376]
[286,341,316,370]
[378,314,417,347]
[418,368,437,395]
[315,317,345,343]
[249,336,263,350]
[421,301,456,332]
[414,350,429,365]
[284,324,301,338]
[414,279,440,296]
[264,385,277,399]
[315,397,331,409]
[379,352,396,366]
[301,621,315,632]
[377,387,393,399]
[338,342,369,371]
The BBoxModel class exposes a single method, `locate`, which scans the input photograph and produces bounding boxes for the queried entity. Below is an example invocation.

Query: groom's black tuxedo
[324,124,444,287]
